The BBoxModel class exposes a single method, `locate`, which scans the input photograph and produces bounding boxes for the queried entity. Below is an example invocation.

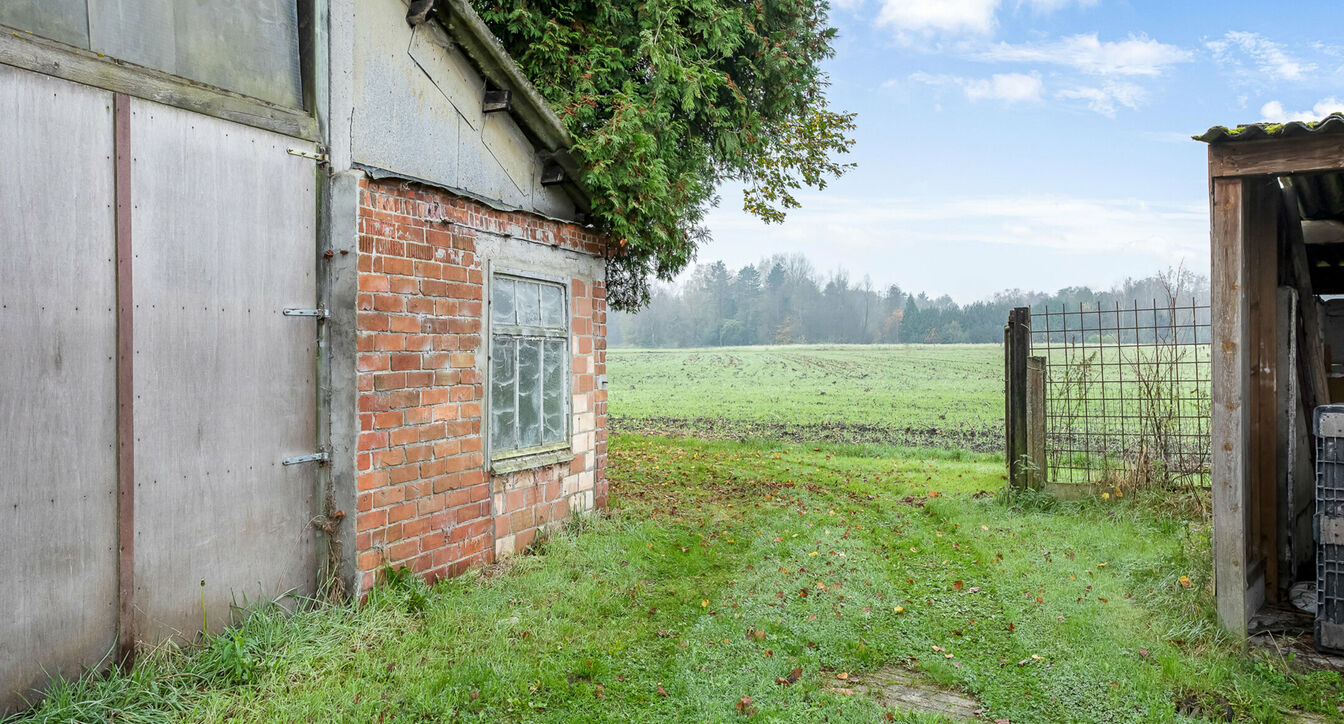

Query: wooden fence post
[1005,307,1031,488]
[1027,356,1046,489]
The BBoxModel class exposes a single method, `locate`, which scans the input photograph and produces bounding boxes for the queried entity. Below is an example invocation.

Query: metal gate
[1006,300,1212,490]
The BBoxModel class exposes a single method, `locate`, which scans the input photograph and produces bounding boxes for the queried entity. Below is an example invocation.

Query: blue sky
[698,0,1344,302]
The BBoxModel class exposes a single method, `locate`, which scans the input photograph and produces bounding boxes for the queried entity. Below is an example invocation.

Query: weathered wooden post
[1026,356,1047,489]
[1005,307,1031,488]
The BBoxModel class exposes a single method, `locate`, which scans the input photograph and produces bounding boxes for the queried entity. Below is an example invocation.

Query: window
[489,272,569,462]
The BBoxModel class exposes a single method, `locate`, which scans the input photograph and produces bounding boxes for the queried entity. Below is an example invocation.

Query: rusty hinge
[283,451,330,466]
[284,307,329,319]
[287,147,329,164]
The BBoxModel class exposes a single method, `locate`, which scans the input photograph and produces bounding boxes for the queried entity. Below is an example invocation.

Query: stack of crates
[1313,405,1344,653]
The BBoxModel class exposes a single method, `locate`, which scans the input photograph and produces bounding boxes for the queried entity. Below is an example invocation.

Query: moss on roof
[1196,113,1344,143]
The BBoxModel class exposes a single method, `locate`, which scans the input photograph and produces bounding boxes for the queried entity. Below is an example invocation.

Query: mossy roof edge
[1196,113,1344,143]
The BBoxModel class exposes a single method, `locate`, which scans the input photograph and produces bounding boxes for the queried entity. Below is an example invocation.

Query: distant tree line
[609,254,1210,347]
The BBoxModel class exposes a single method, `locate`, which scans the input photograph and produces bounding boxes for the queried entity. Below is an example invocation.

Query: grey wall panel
[86,0,177,79]
[352,0,461,190]
[0,66,117,712]
[532,183,577,221]
[0,0,91,48]
[88,0,302,107]
[352,0,565,217]
[408,23,483,132]
[130,100,318,641]
[169,0,302,108]
[457,119,530,210]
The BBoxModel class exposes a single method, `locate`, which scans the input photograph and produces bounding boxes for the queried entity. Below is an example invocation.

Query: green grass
[11,436,1340,723]
[608,345,1004,451]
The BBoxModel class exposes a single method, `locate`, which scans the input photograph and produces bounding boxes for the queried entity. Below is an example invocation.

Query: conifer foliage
[474,0,856,309]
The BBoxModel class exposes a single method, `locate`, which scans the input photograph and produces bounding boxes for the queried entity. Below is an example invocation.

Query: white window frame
[485,265,572,473]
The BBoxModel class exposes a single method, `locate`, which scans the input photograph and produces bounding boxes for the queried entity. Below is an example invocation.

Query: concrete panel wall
[0,0,90,48]
[347,0,575,220]
[0,66,118,711]
[86,0,304,107]
[130,100,319,640]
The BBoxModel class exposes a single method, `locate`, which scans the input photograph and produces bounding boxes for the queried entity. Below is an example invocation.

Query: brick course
[353,176,608,592]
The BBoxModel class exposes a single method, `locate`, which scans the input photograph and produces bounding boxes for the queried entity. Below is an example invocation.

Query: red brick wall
[353,176,608,592]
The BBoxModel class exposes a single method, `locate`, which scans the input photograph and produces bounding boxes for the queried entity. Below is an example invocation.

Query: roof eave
[432,0,592,213]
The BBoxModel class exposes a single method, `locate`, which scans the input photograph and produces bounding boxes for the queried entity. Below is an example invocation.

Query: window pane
[540,283,565,329]
[490,338,517,452]
[517,281,541,327]
[543,339,567,444]
[517,339,544,448]
[491,278,516,326]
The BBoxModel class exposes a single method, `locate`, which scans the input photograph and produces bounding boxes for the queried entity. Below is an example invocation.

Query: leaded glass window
[489,273,569,459]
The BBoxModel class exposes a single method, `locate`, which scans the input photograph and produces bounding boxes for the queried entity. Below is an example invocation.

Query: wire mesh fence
[1030,299,1212,488]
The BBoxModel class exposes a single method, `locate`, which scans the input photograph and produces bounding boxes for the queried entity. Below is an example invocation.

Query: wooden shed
[1199,114,1344,637]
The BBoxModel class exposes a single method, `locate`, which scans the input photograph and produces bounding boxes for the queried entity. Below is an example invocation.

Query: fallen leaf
[736,696,754,715]
[953,581,964,592]
[657,685,668,697]
[1178,576,1192,589]
[836,672,849,680]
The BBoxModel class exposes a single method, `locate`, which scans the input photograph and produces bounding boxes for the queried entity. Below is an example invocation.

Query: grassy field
[608,345,1003,451]
[12,436,1341,723]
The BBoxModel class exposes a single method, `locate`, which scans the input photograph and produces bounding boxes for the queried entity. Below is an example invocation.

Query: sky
[695,0,1344,303]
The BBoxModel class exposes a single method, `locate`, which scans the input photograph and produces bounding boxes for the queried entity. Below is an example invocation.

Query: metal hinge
[284,307,329,319]
[283,451,330,466]
[287,147,329,164]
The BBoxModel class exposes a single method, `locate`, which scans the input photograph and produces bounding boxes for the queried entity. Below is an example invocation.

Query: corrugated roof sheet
[1196,113,1344,143]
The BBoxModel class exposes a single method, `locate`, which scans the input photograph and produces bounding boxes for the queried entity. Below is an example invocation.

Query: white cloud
[1056,81,1145,116]
[1259,98,1344,123]
[965,73,1044,103]
[877,0,1000,37]
[1016,0,1098,11]
[713,193,1206,258]
[911,71,1043,104]
[977,33,1192,76]
[702,193,1208,301]
[1208,31,1316,81]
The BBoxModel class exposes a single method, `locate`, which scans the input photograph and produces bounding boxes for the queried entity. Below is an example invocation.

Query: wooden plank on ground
[849,667,981,721]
